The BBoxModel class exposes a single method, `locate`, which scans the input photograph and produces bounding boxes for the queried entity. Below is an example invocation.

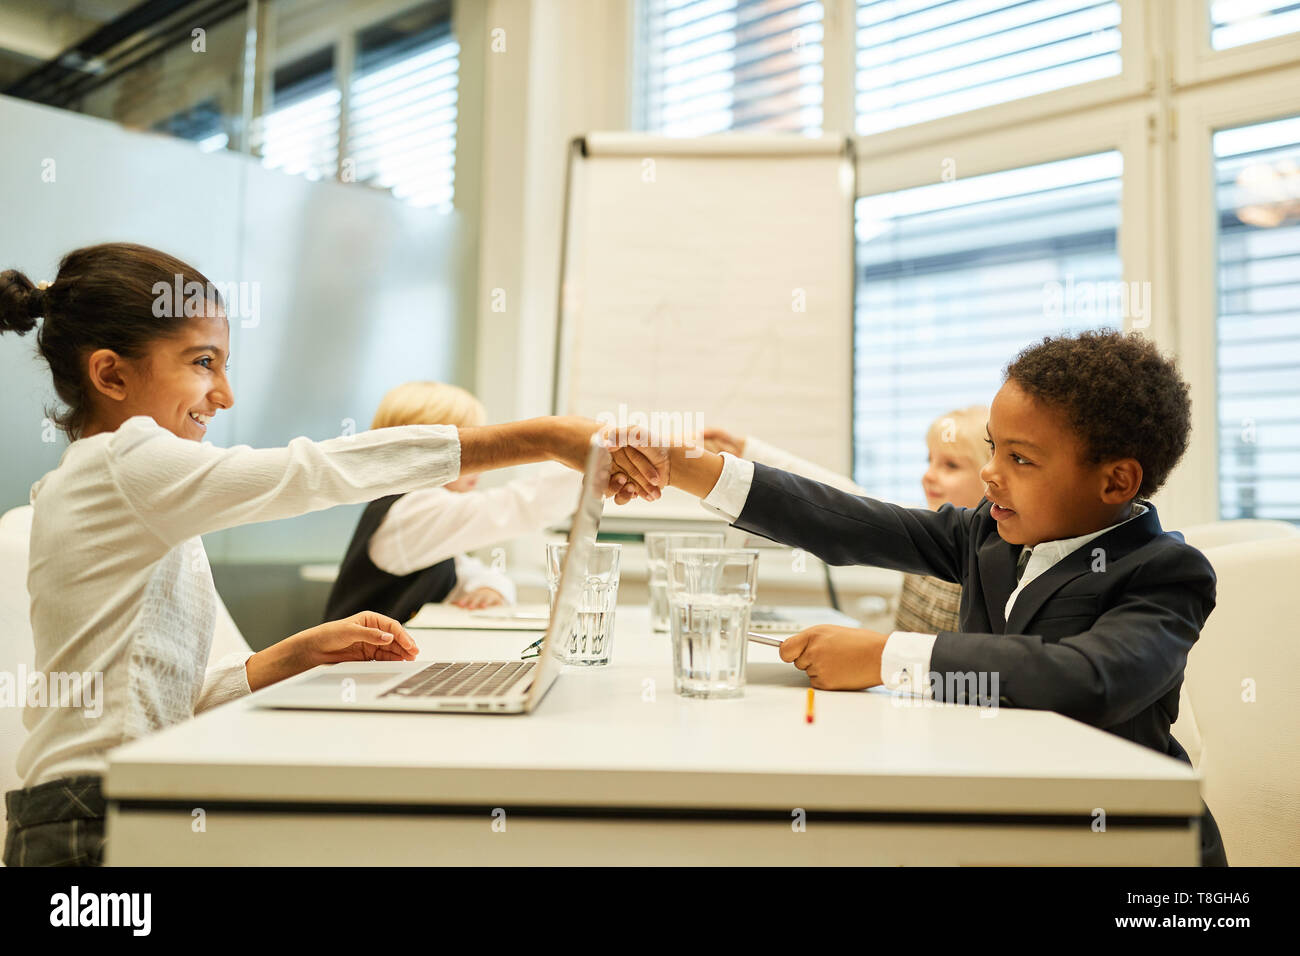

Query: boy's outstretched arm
[667,447,972,583]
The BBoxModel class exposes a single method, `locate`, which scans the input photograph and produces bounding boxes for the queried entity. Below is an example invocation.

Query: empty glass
[666,548,759,698]
[545,542,621,666]
[645,532,725,632]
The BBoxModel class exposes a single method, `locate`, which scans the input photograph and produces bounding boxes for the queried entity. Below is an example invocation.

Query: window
[636,0,825,135]
[253,48,340,182]
[855,0,1122,135]
[1211,0,1300,50]
[349,2,459,210]
[153,99,228,153]
[853,152,1123,501]
[1213,115,1300,520]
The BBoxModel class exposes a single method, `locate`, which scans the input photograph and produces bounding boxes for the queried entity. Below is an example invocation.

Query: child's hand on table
[292,611,420,665]
[779,626,889,690]
[453,587,507,610]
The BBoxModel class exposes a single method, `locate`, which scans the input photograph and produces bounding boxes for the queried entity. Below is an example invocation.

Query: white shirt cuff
[881,631,938,697]
[195,649,256,713]
[698,452,755,523]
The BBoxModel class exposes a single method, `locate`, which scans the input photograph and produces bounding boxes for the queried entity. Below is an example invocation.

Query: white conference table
[105,607,1203,865]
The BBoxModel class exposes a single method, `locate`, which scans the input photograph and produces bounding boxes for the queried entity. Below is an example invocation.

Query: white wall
[462,0,632,425]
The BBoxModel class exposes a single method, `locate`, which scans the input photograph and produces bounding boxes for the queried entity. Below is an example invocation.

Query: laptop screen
[525,433,610,707]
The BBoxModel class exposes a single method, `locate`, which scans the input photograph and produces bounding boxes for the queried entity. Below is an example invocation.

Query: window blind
[252,48,340,182]
[1214,114,1300,520]
[854,151,1123,503]
[349,6,459,210]
[856,0,1122,135]
[637,0,824,135]
[1211,0,1300,50]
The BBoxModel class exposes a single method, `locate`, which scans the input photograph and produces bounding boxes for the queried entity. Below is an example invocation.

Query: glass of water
[666,548,759,698]
[545,542,621,666]
[645,532,725,632]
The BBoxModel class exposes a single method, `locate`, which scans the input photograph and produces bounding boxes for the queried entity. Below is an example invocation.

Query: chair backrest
[1181,536,1300,865]
[1169,519,1299,765]
[1178,518,1299,551]
[0,505,36,843]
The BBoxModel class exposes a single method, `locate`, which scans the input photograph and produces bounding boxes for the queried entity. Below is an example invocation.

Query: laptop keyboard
[380,661,534,699]
[749,608,797,631]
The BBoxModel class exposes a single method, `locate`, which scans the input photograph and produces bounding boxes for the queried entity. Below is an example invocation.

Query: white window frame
[1170,61,1300,522]
[1172,0,1300,85]
[825,0,1150,157]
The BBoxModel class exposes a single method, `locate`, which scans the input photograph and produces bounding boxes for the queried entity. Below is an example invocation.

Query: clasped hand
[598,423,676,504]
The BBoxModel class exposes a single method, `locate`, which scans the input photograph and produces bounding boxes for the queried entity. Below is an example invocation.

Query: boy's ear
[1099,458,1143,504]
[86,348,130,402]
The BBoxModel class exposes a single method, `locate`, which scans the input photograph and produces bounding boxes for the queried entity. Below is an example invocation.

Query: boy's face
[980,381,1123,547]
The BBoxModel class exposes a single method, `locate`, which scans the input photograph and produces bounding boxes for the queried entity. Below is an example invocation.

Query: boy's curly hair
[1004,331,1191,499]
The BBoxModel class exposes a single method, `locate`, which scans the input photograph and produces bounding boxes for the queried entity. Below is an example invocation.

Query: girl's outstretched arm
[105,415,650,551]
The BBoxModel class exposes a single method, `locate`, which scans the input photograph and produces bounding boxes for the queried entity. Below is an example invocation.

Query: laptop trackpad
[302,672,396,688]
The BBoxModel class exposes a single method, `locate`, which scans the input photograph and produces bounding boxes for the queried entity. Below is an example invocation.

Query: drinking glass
[545,542,621,666]
[666,548,759,698]
[645,532,725,632]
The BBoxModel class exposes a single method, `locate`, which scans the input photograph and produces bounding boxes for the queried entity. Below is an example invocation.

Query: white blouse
[19,415,460,787]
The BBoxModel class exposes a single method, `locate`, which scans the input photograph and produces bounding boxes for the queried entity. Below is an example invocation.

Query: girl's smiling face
[83,307,234,441]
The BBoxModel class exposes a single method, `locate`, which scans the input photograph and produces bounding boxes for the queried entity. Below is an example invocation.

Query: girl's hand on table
[294,611,420,664]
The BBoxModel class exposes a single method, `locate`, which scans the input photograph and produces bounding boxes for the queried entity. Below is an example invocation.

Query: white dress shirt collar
[1004,502,1149,620]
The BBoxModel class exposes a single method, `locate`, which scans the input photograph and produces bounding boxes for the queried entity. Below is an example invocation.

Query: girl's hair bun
[0,269,42,334]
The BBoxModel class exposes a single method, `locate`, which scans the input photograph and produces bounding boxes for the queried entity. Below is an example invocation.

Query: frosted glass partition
[0,94,466,563]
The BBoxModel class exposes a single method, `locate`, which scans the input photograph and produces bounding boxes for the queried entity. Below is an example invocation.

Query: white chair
[0,506,36,849]
[1179,536,1300,865]
[1170,519,1299,767]
[1178,518,1298,551]
[0,504,251,852]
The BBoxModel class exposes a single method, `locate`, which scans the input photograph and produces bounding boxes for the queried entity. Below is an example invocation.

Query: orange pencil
[805,687,815,724]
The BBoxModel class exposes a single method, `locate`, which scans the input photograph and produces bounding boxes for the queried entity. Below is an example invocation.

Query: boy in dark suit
[612,330,1226,865]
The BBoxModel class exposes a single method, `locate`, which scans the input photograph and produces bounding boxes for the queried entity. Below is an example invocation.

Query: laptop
[748,605,859,633]
[721,528,860,633]
[253,434,610,714]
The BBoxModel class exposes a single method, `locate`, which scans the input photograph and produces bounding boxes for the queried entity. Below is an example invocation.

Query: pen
[806,688,815,724]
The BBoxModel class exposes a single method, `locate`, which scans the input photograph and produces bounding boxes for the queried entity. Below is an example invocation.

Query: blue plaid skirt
[4,775,106,867]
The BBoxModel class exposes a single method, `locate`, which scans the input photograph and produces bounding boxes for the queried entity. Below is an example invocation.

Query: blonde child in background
[324,382,583,622]
[701,404,989,633]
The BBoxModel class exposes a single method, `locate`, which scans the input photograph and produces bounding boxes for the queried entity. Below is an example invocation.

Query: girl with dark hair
[0,242,662,866]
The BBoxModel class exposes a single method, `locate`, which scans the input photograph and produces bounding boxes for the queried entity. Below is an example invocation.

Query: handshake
[563,420,745,505]
[596,422,677,505]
